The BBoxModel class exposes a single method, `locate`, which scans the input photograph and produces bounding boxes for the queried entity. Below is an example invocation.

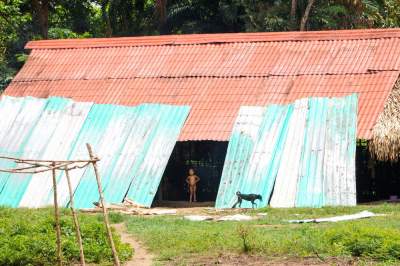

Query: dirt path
[113,223,154,266]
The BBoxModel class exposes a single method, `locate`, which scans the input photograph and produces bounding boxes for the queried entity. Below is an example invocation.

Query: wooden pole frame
[65,168,86,266]
[51,162,62,266]
[0,145,120,266]
[86,143,120,266]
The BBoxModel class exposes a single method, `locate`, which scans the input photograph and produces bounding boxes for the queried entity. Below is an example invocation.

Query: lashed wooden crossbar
[0,144,120,266]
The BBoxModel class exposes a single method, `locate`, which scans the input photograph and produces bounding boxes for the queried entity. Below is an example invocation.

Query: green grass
[0,207,132,266]
[125,204,400,265]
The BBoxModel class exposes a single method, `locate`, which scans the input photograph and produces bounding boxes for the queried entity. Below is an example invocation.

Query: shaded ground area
[153,200,215,208]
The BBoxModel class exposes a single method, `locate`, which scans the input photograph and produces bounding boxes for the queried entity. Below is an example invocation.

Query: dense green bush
[323,225,400,261]
[0,207,132,265]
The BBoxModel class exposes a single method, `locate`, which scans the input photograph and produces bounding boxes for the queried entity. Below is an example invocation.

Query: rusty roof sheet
[5,29,400,141]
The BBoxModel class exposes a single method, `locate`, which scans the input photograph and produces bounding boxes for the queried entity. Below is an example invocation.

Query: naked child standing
[186,168,200,203]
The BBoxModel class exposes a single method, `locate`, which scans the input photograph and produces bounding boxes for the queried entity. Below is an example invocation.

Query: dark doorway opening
[356,140,400,203]
[154,141,228,207]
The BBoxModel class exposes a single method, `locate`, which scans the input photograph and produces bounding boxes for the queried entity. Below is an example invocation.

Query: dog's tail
[259,195,263,201]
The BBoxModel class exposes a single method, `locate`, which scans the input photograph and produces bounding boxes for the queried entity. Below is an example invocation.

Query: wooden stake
[51,162,62,266]
[65,168,86,266]
[86,143,120,266]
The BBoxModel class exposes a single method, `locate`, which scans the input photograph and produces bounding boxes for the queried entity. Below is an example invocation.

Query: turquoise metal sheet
[0,97,69,206]
[49,103,127,207]
[295,98,329,207]
[0,96,189,209]
[102,104,164,204]
[71,105,138,209]
[0,97,48,197]
[19,101,93,207]
[215,105,293,208]
[120,104,190,207]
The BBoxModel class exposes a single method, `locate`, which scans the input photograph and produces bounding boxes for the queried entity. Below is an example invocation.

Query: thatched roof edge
[370,76,400,161]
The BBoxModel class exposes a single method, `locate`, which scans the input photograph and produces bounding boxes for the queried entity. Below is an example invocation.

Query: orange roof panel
[5,29,400,140]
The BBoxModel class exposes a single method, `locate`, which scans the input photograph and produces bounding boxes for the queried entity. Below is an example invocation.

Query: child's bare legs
[193,185,197,202]
[189,185,194,203]
[189,185,197,203]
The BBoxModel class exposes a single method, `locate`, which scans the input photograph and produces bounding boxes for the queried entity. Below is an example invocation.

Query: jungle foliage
[1,0,400,90]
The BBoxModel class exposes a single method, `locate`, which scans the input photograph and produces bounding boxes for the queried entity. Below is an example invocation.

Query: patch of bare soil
[167,254,357,266]
[113,223,154,266]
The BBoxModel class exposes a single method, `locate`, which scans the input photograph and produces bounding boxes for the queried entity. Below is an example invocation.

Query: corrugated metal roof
[23,28,400,49]
[0,96,189,208]
[4,29,400,140]
[13,39,400,81]
[216,94,357,208]
[5,72,398,140]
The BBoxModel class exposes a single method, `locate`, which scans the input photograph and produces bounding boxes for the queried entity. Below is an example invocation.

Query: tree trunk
[101,0,112,37]
[300,0,316,31]
[290,0,297,29]
[31,0,49,39]
[156,0,167,29]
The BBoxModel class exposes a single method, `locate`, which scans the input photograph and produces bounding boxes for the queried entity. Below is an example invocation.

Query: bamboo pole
[65,168,85,266]
[86,143,120,266]
[0,155,98,163]
[51,162,62,266]
[0,162,71,174]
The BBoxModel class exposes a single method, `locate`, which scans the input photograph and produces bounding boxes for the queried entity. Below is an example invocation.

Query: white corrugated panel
[270,98,309,208]
[0,98,73,207]
[0,96,25,143]
[0,97,48,198]
[324,94,358,206]
[19,101,93,207]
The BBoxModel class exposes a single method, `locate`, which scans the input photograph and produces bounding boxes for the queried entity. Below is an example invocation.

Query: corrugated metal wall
[216,94,358,208]
[215,105,293,208]
[0,96,189,208]
[0,97,48,205]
